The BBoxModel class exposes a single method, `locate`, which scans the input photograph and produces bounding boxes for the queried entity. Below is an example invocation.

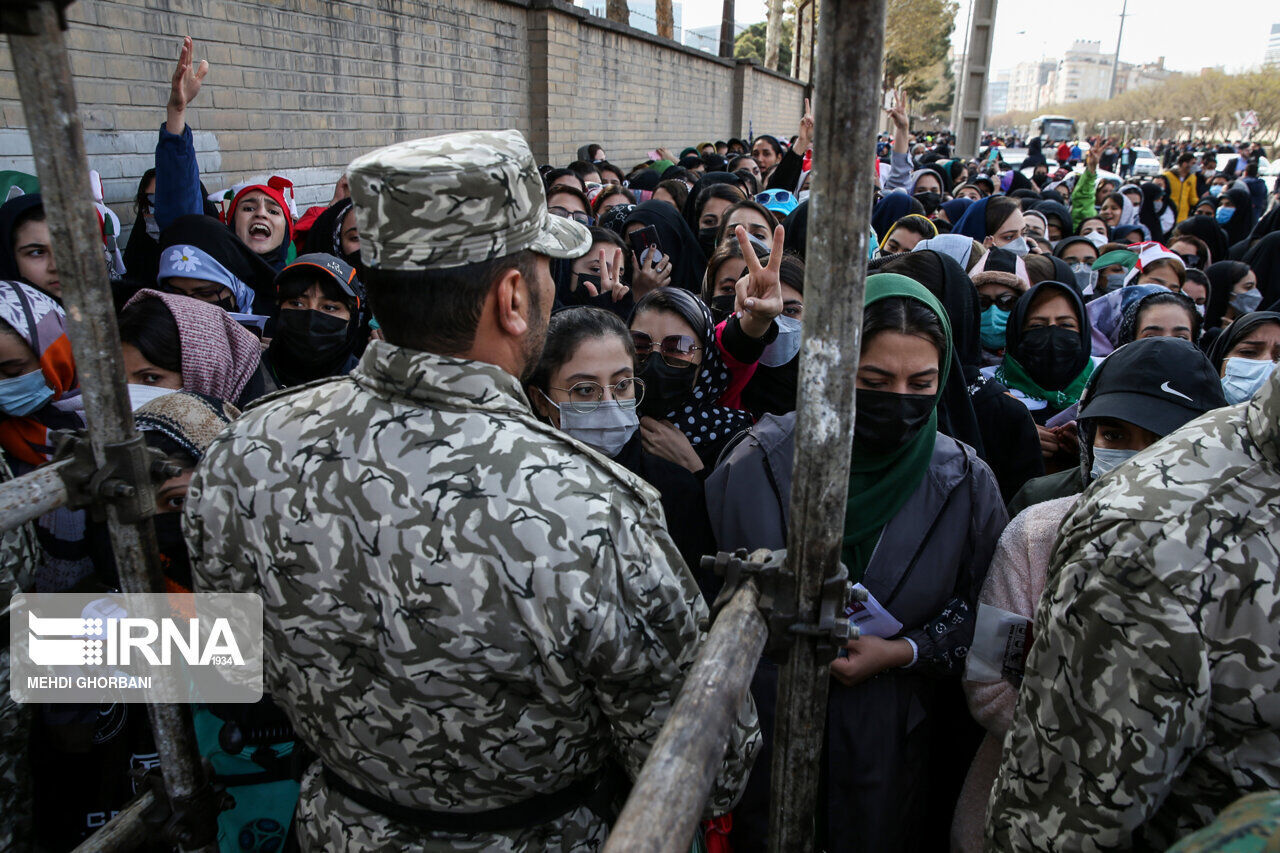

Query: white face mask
[797,189,810,203]
[760,314,803,368]
[1090,446,1138,481]
[556,400,640,457]
[1082,231,1108,249]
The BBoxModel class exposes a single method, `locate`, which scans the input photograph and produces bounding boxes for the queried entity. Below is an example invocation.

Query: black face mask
[697,226,719,259]
[854,389,935,454]
[1017,325,1084,391]
[741,358,800,419]
[215,293,238,313]
[913,191,941,215]
[636,353,698,418]
[342,249,363,272]
[710,294,736,324]
[154,512,193,590]
[275,309,350,363]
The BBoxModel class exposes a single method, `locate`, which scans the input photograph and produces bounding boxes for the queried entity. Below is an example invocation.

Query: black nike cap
[1080,336,1228,437]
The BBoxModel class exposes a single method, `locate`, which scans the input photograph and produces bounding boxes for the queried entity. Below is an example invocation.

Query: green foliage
[734,19,795,74]
[884,0,958,91]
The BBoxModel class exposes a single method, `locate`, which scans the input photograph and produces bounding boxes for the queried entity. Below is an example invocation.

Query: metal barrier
[2,1,220,850]
[600,1,886,850]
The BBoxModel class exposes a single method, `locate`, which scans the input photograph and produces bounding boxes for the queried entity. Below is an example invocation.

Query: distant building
[1266,23,1280,67]
[577,1,683,40]
[1051,40,1113,103]
[1006,60,1056,113]
[987,71,1009,115]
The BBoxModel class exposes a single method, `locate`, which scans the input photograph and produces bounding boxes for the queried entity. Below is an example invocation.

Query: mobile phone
[628,224,662,261]
[882,90,895,112]
[647,149,661,161]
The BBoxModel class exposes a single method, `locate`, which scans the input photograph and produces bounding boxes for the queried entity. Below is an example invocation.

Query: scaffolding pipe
[0,458,70,534]
[70,790,157,853]
[602,579,768,853]
[767,0,884,849]
[5,3,218,850]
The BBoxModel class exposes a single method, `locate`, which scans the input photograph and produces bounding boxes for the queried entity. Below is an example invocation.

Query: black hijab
[1005,281,1093,387]
[628,170,661,192]
[1221,185,1258,247]
[782,200,809,260]
[1206,310,1280,373]
[1137,183,1168,243]
[872,249,985,457]
[872,192,924,243]
[304,200,355,259]
[0,193,43,281]
[682,171,744,232]
[1243,231,1280,308]
[1032,199,1071,239]
[623,201,707,293]
[630,287,754,466]
[1174,215,1230,268]
[159,215,279,311]
[1203,260,1250,333]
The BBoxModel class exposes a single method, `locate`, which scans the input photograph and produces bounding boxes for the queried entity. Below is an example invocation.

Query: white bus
[1029,115,1077,143]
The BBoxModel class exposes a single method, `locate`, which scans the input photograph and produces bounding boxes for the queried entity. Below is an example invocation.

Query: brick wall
[0,0,806,241]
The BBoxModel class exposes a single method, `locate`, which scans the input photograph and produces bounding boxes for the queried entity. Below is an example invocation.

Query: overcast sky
[681,0,1277,74]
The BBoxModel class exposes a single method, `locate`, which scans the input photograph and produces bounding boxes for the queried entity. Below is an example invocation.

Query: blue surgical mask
[1209,184,1224,197]
[999,235,1030,257]
[1070,262,1097,294]
[1090,446,1138,481]
[1220,357,1276,405]
[760,314,803,368]
[1215,206,1234,224]
[0,368,54,417]
[980,305,1010,351]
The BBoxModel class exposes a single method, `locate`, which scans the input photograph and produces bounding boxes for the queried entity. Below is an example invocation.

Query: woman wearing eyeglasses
[526,306,718,596]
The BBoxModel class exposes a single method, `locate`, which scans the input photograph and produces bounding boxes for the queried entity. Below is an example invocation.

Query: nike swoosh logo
[1161,381,1192,402]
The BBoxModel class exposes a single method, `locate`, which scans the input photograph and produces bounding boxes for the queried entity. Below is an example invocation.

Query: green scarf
[842,274,953,582]
[996,354,1094,411]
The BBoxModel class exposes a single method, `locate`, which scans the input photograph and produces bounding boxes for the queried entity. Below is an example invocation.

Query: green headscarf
[997,353,1094,410]
[842,274,952,581]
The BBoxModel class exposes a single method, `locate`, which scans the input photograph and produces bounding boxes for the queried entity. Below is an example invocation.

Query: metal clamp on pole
[134,766,233,851]
[704,549,851,661]
[49,430,182,523]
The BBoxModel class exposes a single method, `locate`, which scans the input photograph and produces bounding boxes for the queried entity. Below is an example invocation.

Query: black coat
[706,414,1008,852]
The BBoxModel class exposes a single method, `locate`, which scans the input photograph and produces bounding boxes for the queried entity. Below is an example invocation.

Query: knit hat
[135,390,240,463]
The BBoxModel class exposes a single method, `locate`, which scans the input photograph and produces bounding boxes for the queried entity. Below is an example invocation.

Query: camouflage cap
[346,129,592,271]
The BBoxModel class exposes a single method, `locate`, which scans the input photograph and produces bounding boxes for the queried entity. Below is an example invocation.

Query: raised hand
[734,223,786,339]
[166,37,209,136]
[578,248,629,303]
[1085,144,1101,174]
[796,97,814,153]
[631,248,671,298]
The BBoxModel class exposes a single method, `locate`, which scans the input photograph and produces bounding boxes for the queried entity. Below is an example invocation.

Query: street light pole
[1107,0,1129,100]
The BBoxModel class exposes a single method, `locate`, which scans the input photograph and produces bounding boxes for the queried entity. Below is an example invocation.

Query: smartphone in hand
[628,224,662,262]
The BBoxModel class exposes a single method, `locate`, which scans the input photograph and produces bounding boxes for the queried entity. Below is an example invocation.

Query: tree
[606,0,629,26]
[765,0,785,69]
[735,18,794,74]
[883,0,958,93]
[656,0,673,39]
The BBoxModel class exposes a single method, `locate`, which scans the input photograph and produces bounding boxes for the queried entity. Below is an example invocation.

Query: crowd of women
[4,34,1280,853]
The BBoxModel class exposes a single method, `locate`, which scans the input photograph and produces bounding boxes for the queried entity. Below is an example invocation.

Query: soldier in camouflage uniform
[184,129,759,851]
[987,364,1280,851]
[1,455,40,853]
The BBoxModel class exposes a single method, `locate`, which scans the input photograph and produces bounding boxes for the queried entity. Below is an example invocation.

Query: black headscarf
[628,170,661,192]
[0,193,43,281]
[1203,260,1250,332]
[630,287,754,466]
[623,201,707,293]
[782,200,809,260]
[304,199,355,259]
[872,249,985,457]
[1244,231,1280,308]
[1024,138,1046,169]
[1137,183,1168,243]
[1174,215,1230,268]
[1221,185,1258,247]
[159,215,279,311]
[682,171,744,232]
[598,203,635,237]
[1206,310,1280,373]
[1005,281,1093,388]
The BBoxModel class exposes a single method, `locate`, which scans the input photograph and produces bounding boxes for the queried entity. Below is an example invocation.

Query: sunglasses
[631,332,702,367]
[978,292,1018,311]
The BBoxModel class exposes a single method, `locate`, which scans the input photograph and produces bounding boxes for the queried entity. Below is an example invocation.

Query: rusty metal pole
[4,3,218,850]
[767,0,886,849]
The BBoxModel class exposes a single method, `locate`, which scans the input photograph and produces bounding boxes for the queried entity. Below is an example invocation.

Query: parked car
[1131,146,1161,176]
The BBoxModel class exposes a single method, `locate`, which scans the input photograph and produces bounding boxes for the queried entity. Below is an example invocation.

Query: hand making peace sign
[733,223,787,339]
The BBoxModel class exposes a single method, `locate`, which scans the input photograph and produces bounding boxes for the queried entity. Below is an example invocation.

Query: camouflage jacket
[185,341,759,851]
[987,367,1280,852]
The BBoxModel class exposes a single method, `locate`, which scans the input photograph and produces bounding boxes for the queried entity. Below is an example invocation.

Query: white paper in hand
[845,583,902,639]
[966,603,1034,685]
